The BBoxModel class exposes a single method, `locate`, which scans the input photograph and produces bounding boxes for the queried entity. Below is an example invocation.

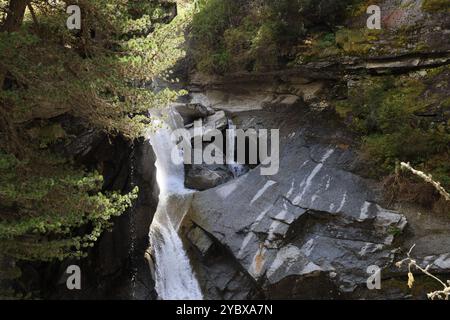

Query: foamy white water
[148,108,203,300]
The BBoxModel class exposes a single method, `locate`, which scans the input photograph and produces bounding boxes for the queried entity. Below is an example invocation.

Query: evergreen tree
[0,0,191,298]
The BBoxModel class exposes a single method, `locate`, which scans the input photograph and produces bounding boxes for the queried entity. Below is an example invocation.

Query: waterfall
[227,119,246,178]
[147,108,203,300]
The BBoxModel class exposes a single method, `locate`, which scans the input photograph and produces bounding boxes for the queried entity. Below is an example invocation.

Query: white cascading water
[147,108,203,300]
[227,119,246,178]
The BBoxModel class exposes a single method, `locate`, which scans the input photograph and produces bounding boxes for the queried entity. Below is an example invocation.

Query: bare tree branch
[400,162,450,201]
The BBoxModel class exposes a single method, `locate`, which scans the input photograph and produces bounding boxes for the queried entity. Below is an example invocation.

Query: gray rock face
[186,226,214,256]
[185,164,233,191]
[189,84,308,115]
[188,110,228,141]
[182,67,450,299]
[190,241,260,299]
[185,121,407,298]
[174,102,215,124]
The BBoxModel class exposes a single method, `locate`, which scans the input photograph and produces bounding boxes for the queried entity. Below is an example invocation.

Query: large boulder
[188,110,228,141]
[173,102,215,124]
[184,107,408,299]
[185,164,233,191]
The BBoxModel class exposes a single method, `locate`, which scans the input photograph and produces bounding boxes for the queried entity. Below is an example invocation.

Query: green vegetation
[0,0,192,297]
[422,0,450,13]
[335,28,380,55]
[335,69,450,190]
[190,0,359,74]
[0,150,138,262]
[388,226,403,237]
[190,0,426,70]
[0,0,185,140]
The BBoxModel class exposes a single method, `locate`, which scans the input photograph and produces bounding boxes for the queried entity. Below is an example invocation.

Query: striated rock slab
[186,225,214,256]
[189,82,312,115]
[186,130,407,297]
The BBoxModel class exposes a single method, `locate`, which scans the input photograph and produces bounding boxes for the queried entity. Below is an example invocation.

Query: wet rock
[174,102,215,124]
[186,226,214,256]
[185,164,233,191]
[188,111,228,140]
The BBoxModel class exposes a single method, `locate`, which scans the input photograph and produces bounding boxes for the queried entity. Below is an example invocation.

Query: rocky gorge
[73,66,449,300]
[147,0,450,300]
[5,0,449,301]
[178,80,450,300]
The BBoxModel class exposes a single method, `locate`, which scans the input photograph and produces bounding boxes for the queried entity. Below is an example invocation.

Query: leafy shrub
[0,0,191,297]
[190,0,358,74]
[336,75,450,190]
[0,150,138,262]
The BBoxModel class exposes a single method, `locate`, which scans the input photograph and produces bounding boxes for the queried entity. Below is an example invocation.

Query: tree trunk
[0,0,28,89]
[1,0,28,33]
[0,0,28,154]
